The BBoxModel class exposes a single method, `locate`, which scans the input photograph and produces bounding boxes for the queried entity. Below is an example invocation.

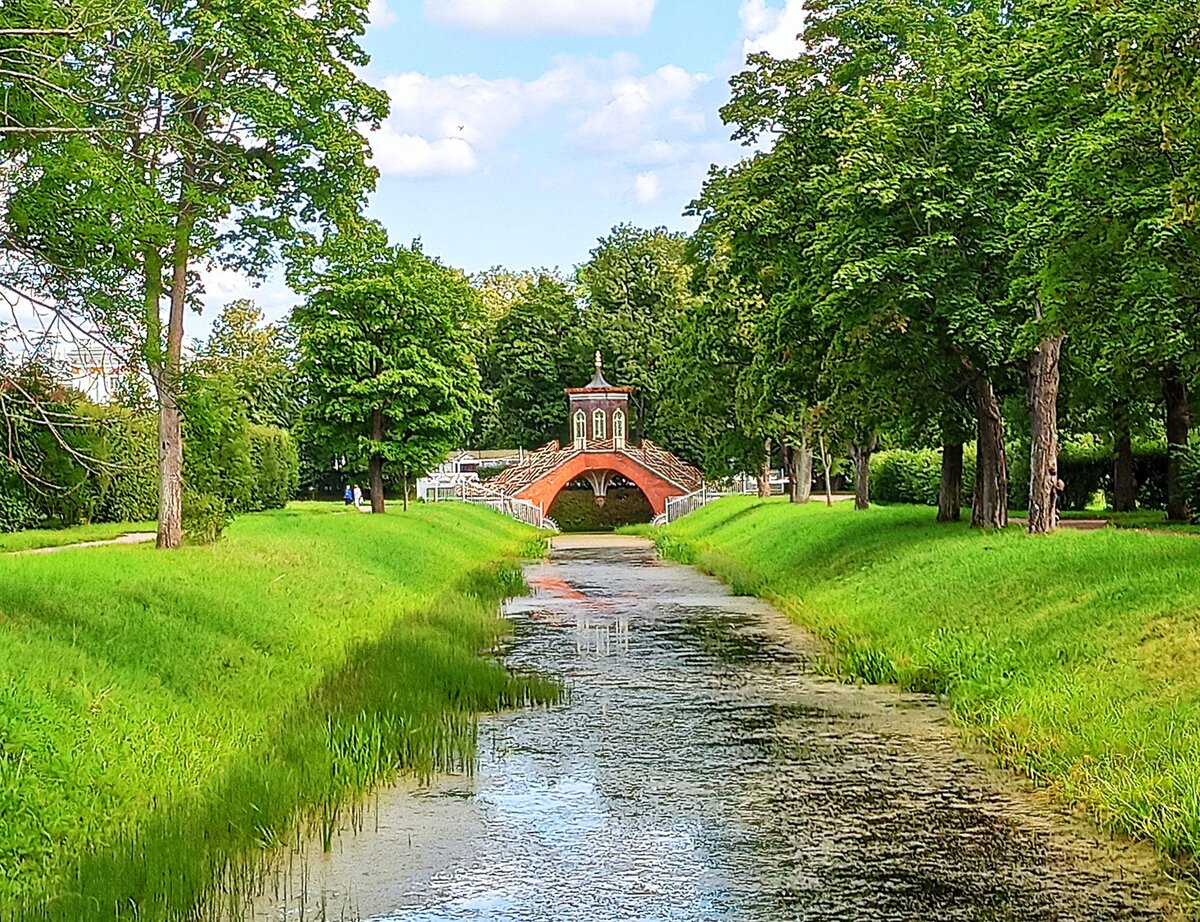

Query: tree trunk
[369,408,386,514]
[758,438,773,498]
[971,376,1009,529]
[1113,415,1137,513]
[154,199,195,548]
[1164,368,1191,522]
[787,438,813,504]
[402,471,410,513]
[819,434,834,506]
[155,381,184,548]
[1027,334,1064,535]
[937,441,964,523]
[848,438,876,511]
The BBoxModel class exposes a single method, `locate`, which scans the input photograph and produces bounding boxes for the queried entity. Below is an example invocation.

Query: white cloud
[633,172,661,204]
[368,0,397,29]
[740,0,806,59]
[424,0,656,35]
[369,56,710,179]
[371,128,478,179]
[572,63,709,157]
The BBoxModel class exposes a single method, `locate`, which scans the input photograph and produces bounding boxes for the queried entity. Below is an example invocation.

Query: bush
[95,411,159,523]
[871,448,976,508]
[547,488,653,532]
[248,425,300,512]
[183,492,232,545]
[1018,441,1168,512]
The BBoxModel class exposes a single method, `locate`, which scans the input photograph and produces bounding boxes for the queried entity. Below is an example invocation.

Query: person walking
[352,484,365,511]
[343,484,354,506]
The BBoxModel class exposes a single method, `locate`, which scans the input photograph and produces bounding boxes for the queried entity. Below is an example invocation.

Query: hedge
[0,387,298,533]
[872,443,1169,512]
[547,488,653,532]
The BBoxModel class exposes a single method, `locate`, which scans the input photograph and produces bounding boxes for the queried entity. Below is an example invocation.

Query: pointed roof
[566,351,633,396]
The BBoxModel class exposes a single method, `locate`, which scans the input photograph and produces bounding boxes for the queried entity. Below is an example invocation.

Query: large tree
[2,0,387,546]
[295,237,481,514]
[193,300,298,430]
[473,271,590,449]
[578,225,694,444]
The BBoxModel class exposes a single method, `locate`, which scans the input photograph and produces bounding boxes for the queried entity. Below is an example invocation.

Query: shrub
[871,448,976,508]
[547,488,653,532]
[0,474,38,533]
[183,492,232,545]
[248,425,300,512]
[95,411,159,523]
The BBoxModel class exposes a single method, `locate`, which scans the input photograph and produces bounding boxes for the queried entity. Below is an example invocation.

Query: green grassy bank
[658,497,1200,865]
[0,502,552,919]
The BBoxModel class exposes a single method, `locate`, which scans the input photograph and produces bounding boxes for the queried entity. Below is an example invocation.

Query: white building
[417,449,525,502]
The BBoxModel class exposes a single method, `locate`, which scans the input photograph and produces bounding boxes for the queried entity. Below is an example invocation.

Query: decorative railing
[661,486,727,525]
[442,480,558,532]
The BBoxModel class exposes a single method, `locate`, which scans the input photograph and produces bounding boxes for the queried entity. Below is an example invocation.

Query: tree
[3,0,387,546]
[578,225,694,443]
[295,238,481,514]
[473,271,590,449]
[193,300,298,430]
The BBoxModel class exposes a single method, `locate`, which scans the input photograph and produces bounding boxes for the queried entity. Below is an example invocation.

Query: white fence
[436,482,558,532]
[653,486,727,527]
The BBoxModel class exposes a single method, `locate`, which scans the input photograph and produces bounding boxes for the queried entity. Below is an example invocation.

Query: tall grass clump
[659,497,1200,865]
[0,502,555,920]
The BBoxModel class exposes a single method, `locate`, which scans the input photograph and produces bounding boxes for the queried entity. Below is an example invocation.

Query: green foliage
[546,488,653,533]
[0,503,552,915]
[0,369,297,534]
[473,271,591,449]
[296,234,482,497]
[578,225,694,442]
[1177,447,1200,523]
[248,425,300,512]
[871,450,976,507]
[181,492,231,545]
[662,497,1200,860]
[192,301,299,430]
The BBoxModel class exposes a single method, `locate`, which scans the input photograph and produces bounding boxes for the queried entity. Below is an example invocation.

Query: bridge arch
[514,451,688,517]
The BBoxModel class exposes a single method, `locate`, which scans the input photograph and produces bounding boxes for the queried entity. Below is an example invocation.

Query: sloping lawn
[660,497,1200,862]
[0,502,549,919]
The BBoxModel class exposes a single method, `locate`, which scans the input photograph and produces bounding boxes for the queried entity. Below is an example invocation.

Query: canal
[249,535,1179,921]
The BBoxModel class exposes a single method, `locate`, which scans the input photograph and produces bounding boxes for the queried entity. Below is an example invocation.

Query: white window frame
[613,409,626,448]
[593,408,607,440]
[574,410,587,448]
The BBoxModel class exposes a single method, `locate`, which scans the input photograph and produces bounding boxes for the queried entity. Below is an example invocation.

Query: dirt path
[8,533,157,556]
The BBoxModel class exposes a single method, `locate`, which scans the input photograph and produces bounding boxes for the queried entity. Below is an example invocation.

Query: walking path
[8,533,157,556]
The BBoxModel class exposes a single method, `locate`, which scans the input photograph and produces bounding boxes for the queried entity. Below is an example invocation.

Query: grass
[657,496,1200,869]
[0,521,158,553]
[0,501,554,920]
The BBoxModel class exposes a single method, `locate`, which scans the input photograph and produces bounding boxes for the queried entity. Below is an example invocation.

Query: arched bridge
[486,438,705,519]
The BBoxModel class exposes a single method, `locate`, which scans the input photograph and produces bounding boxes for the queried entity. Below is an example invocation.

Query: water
[248,536,1180,921]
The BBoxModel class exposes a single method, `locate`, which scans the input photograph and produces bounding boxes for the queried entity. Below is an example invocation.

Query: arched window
[574,410,587,447]
[613,409,626,447]
[593,408,607,440]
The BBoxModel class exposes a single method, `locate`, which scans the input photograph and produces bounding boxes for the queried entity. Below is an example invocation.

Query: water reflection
[247,538,1177,922]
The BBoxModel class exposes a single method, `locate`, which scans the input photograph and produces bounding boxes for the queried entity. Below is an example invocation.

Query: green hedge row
[0,378,298,533]
[871,444,1171,512]
[547,488,653,532]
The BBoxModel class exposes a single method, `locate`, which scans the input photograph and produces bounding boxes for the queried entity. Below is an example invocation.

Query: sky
[199,0,808,326]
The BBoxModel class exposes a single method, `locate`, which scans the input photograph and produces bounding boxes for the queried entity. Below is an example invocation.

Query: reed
[0,502,555,919]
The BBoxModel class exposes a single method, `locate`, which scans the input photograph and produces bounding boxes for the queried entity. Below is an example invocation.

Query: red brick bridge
[485,355,704,519]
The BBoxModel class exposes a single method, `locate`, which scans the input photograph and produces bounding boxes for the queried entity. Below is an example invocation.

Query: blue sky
[200,0,807,322]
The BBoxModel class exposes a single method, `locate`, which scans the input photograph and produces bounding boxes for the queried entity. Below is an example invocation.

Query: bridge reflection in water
[247,536,1177,922]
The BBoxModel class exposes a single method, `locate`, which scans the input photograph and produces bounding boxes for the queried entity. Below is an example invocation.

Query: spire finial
[595,350,603,374]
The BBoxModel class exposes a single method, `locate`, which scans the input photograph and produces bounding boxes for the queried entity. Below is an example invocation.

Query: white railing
[440,481,559,532]
[662,486,728,525]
